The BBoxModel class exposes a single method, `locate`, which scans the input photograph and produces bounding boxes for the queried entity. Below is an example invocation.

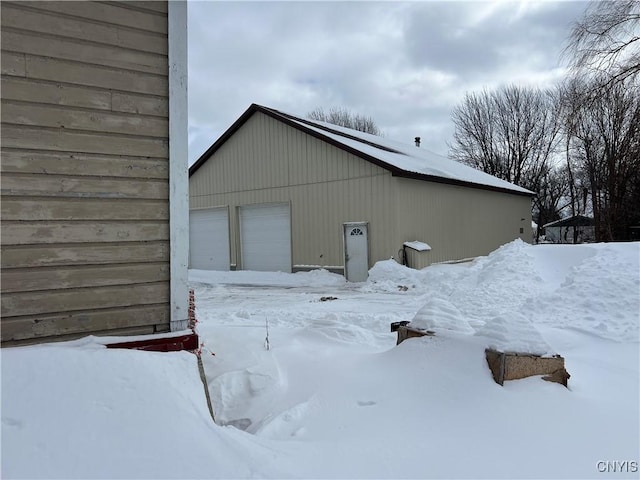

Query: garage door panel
[189,208,229,270]
[240,203,291,272]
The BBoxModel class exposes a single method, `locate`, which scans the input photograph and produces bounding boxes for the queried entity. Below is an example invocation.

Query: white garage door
[189,207,230,270]
[240,203,291,272]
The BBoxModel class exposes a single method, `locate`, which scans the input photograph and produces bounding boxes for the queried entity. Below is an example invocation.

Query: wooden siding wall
[190,113,401,271]
[1,1,171,344]
[395,177,532,266]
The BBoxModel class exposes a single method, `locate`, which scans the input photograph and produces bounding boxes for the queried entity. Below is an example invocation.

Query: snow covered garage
[189,104,533,280]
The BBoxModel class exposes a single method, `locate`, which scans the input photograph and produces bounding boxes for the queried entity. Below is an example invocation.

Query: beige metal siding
[190,113,401,271]
[395,177,532,266]
[190,111,531,273]
[1,1,170,344]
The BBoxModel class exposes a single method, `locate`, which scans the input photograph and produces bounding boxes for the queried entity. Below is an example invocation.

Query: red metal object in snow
[106,333,199,352]
[107,289,200,353]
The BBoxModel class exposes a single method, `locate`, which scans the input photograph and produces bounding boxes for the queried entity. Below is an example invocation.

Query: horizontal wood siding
[2,305,169,343]
[2,242,170,269]
[2,263,169,293]
[1,1,171,344]
[1,150,168,179]
[2,199,168,221]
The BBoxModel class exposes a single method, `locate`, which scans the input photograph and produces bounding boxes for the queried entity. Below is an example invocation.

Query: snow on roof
[269,107,533,195]
[543,215,594,228]
[403,241,432,251]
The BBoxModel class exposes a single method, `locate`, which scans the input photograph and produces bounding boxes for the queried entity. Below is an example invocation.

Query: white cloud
[187,1,588,163]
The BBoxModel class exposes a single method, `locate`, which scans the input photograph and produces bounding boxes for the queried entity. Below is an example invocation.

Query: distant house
[543,215,595,244]
[188,104,533,280]
[1,1,189,345]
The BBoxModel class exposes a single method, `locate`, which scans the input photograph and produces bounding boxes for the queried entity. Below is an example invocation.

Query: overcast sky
[187,1,589,164]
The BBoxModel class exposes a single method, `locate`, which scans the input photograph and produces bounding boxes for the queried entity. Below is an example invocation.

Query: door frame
[343,221,369,281]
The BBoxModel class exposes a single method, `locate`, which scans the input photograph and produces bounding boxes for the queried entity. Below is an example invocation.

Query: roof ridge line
[264,106,405,155]
[190,103,534,197]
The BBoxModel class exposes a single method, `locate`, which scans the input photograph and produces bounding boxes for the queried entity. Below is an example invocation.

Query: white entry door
[344,222,369,282]
[240,203,291,272]
[189,207,230,270]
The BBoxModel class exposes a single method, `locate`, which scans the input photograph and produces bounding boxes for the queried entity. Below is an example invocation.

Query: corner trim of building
[169,0,189,331]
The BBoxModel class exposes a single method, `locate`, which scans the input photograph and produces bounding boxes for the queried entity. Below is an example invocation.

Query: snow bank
[526,243,639,342]
[371,240,639,351]
[189,268,346,287]
[1,340,288,479]
[3,241,638,479]
[474,312,552,355]
[410,297,475,334]
[366,258,428,291]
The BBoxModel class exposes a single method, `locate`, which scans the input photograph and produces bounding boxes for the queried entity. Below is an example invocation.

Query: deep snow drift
[2,240,638,479]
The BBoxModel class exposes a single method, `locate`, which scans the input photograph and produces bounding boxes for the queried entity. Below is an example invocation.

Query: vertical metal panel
[189,112,400,271]
[189,112,531,273]
[394,177,531,264]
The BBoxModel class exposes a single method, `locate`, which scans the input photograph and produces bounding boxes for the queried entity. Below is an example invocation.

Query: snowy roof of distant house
[190,104,534,197]
[543,215,594,228]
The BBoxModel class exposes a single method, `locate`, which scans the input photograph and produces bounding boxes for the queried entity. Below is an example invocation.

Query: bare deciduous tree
[449,85,563,230]
[561,77,640,241]
[307,107,382,136]
[565,0,640,90]
[531,166,571,242]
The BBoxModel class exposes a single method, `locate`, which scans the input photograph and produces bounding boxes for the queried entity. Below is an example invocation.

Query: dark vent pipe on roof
[415,137,421,147]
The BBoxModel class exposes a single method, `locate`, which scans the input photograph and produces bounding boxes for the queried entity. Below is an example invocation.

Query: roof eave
[189,103,263,177]
[392,171,535,197]
[190,103,536,197]
[543,215,594,228]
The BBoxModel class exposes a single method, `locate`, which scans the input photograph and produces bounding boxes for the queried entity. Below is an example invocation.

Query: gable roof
[543,215,594,228]
[190,103,534,197]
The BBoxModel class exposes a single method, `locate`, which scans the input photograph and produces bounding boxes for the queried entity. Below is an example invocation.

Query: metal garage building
[189,104,533,281]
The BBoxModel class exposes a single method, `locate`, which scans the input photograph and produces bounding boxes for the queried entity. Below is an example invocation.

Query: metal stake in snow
[264,319,270,351]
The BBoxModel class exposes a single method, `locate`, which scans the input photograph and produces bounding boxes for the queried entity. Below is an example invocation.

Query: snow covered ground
[2,240,639,478]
